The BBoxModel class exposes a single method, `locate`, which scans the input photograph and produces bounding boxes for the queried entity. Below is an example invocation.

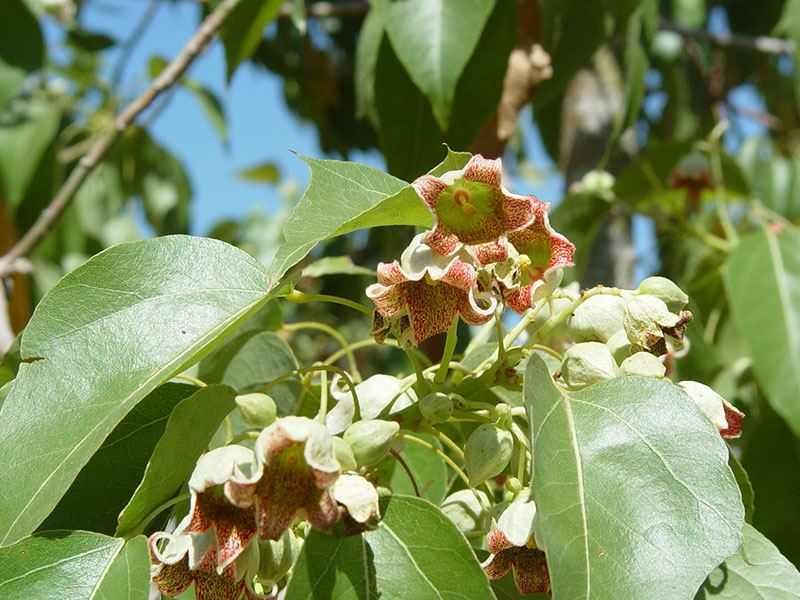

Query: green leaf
[741,407,800,567]
[198,331,300,415]
[372,1,514,180]
[378,433,447,504]
[524,354,744,600]
[0,335,21,388]
[284,495,494,599]
[725,230,800,436]
[236,161,280,183]
[371,0,497,129]
[302,256,375,278]
[695,524,800,599]
[354,9,383,127]
[0,531,149,600]
[115,384,237,536]
[0,0,44,108]
[0,236,278,545]
[776,0,800,104]
[268,157,425,282]
[0,99,60,210]
[183,79,228,146]
[66,29,116,52]
[728,449,754,524]
[40,383,197,534]
[221,0,283,81]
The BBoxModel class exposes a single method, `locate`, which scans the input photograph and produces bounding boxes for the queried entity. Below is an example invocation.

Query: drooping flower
[228,416,341,541]
[678,381,744,438]
[499,201,575,313]
[184,446,263,570]
[366,233,496,346]
[149,520,265,600]
[412,155,537,256]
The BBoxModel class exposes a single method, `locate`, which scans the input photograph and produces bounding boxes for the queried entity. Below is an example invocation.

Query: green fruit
[331,436,357,471]
[637,276,689,313]
[234,393,277,428]
[419,392,453,424]
[464,424,513,487]
[619,352,666,378]
[561,342,619,390]
[343,419,400,466]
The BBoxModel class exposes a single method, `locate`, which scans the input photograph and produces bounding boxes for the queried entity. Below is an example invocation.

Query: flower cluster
[367,154,575,347]
[149,416,381,600]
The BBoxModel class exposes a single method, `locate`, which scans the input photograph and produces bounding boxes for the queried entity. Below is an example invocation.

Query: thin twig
[389,448,421,497]
[0,0,244,280]
[111,0,161,92]
[660,17,795,55]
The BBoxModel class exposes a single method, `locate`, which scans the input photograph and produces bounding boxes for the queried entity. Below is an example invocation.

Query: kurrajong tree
[1,1,800,600]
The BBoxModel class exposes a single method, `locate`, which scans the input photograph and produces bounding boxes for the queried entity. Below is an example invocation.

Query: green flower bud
[561,342,619,390]
[637,276,689,313]
[606,329,632,363]
[441,489,491,535]
[419,392,453,423]
[568,294,626,342]
[504,477,523,495]
[257,529,300,583]
[331,436,357,471]
[464,424,513,487]
[234,393,277,428]
[343,419,400,467]
[619,352,666,378]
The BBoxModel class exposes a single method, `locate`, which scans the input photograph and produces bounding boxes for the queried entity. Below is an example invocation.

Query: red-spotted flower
[481,497,550,595]
[413,155,537,256]
[678,381,744,438]
[184,446,263,570]
[499,201,575,313]
[366,234,497,346]
[228,416,341,541]
[149,519,267,600]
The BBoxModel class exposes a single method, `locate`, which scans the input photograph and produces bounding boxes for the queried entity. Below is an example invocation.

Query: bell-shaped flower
[481,526,550,595]
[366,233,496,346]
[184,446,263,570]
[412,155,537,255]
[149,519,263,600]
[500,201,575,313]
[332,473,381,534]
[228,416,341,541]
[678,381,744,438]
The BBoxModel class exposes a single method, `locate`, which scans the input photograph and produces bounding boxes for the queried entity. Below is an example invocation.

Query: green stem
[324,338,432,369]
[123,493,190,540]
[406,349,431,397]
[281,290,372,316]
[495,312,506,360]
[401,434,471,489]
[283,322,361,381]
[433,320,459,389]
[173,374,207,387]
[317,369,329,424]
[261,365,360,422]
[227,430,260,445]
[529,344,563,362]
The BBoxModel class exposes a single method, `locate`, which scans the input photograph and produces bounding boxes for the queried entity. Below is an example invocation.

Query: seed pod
[331,436,357,471]
[637,276,689,313]
[568,294,626,342]
[419,392,454,423]
[623,294,692,355]
[343,419,400,467]
[465,424,513,487]
[234,393,277,428]
[619,352,666,378]
[561,342,619,390]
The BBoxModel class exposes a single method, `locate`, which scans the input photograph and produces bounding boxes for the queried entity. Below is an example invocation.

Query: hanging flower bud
[561,342,619,390]
[678,381,744,438]
[235,393,277,429]
[606,329,633,363]
[619,352,666,378]
[412,154,538,255]
[331,436,357,472]
[343,419,400,466]
[567,294,626,342]
[419,392,454,423]
[366,234,496,346]
[637,276,689,313]
[623,294,693,356]
[464,424,513,487]
[257,529,300,587]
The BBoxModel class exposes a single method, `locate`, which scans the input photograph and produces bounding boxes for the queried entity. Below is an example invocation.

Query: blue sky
[45,0,564,236]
